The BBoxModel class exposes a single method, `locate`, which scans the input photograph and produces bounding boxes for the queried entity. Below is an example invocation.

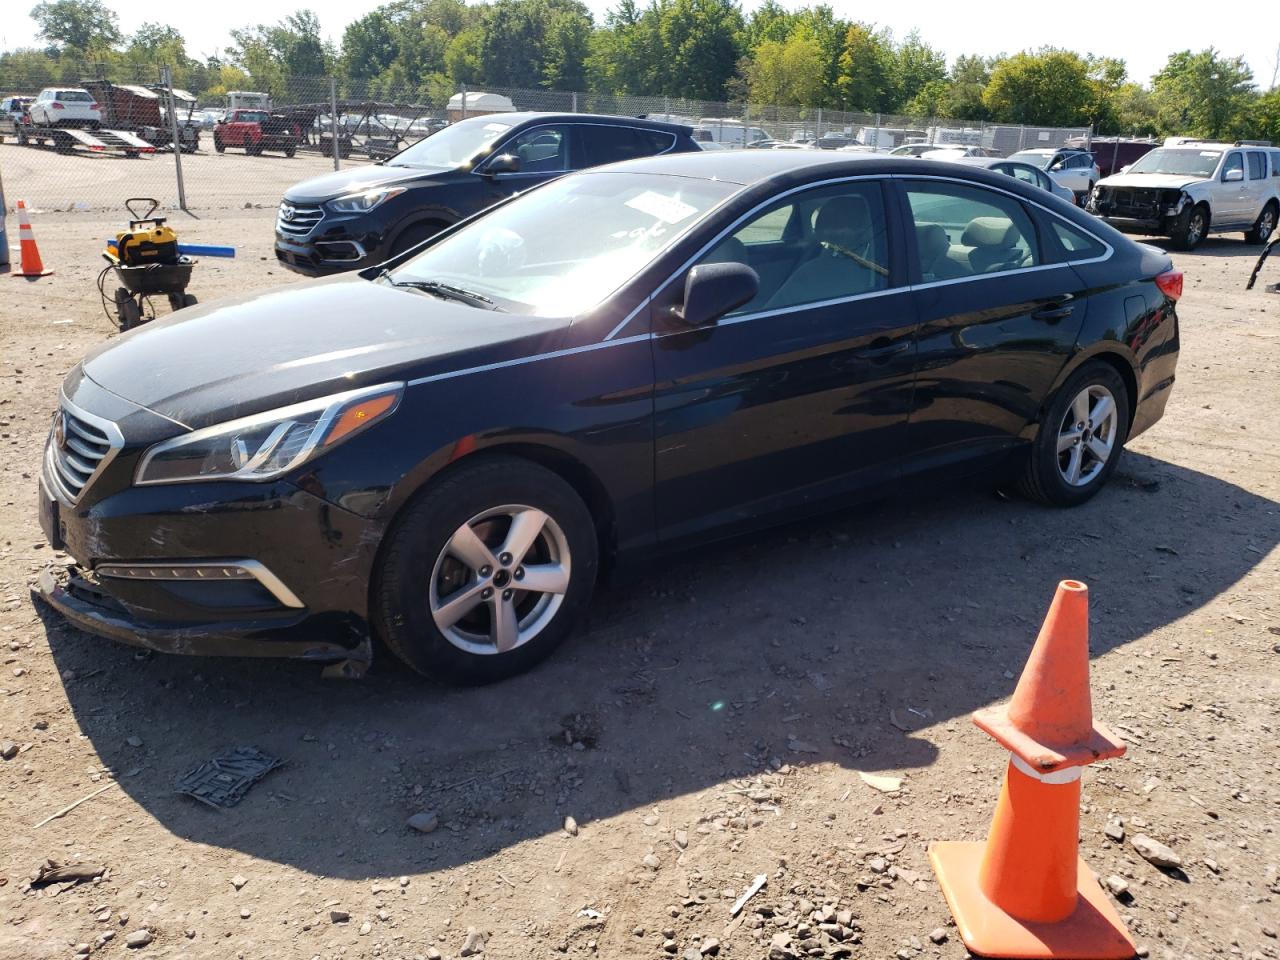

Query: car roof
[482,111,693,135]
[591,150,1062,191]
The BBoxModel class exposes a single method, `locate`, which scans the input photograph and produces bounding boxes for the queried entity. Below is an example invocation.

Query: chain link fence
[0,65,1094,215]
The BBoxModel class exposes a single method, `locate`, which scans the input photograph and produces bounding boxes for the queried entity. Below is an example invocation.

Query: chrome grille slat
[43,398,123,505]
[277,202,325,238]
[66,417,109,445]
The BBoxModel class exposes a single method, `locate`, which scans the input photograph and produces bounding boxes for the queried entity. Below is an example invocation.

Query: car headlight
[135,383,403,485]
[326,187,406,214]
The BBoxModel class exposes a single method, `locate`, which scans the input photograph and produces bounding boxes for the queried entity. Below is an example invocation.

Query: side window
[1247,151,1266,180]
[503,125,569,173]
[1049,220,1106,260]
[580,126,673,167]
[694,180,891,316]
[1222,152,1244,180]
[905,181,1040,281]
[1272,152,1280,178]
[999,164,1041,188]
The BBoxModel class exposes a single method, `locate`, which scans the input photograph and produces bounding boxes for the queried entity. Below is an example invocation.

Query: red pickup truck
[213,110,299,157]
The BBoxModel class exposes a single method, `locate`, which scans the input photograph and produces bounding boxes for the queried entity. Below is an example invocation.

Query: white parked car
[1007,148,1100,201]
[28,87,101,128]
[889,143,939,158]
[920,146,995,160]
[1088,142,1280,249]
[945,156,1078,204]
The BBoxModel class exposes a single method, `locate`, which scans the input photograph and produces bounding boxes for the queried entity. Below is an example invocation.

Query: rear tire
[1017,361,1130,507]
[1245,202,1277,245]
[1170,204,1208,250]
[373,456,598,684]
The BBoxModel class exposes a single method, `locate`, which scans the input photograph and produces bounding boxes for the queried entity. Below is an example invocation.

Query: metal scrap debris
[730,873,768,917]
[175,746,283,809]
[32,860,105,888]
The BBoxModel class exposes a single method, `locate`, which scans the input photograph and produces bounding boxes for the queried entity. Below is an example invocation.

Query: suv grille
[44,401,121,503]
[277,201,324,238]
[1100,187,1165,220]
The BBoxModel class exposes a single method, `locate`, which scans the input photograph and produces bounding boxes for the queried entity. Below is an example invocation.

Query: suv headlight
[135,383,402,485]
[327,187,406,214]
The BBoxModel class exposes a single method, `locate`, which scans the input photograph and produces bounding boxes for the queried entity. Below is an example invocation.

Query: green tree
[982,49,1094,125]
[1151,48,1255,139]
[228,10,331,95]
[742,27,825,106]
[445,27,484,85]
[653,0,744,101]
[1252,87,1280,144]
[29,0,120,53]
[892,30,946,110]
[478,0,593,89]
[341,11,398,83]
[836,23,893,112]
[1109,82,1159,135]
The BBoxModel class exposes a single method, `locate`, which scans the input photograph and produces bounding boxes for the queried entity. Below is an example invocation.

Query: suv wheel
[1171,204,1208,250]
[374,456,599,684]
[390,221,447,258]
[1246,202,1277,245]
[1017,361,1130,507]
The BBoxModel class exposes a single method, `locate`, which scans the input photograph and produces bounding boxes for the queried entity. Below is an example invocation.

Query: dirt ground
[0,197,1277,960]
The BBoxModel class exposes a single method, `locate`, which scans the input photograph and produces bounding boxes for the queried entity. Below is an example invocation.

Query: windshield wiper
[378,272,499,310]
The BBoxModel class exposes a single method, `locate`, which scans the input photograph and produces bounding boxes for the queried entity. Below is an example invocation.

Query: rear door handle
[852,339,910,362]
[1033,304,1074,322]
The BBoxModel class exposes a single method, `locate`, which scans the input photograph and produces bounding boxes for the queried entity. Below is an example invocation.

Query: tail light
[51,102,64,110]
[89,102,99,110]
[1155,269,1183,301]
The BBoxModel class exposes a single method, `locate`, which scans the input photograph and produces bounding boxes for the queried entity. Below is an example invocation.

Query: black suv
[275,112,700,275]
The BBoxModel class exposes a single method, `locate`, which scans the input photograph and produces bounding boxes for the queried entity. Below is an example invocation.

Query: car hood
[78,275,566,432]
[282,163,448,203]
[1097,172,1206,191]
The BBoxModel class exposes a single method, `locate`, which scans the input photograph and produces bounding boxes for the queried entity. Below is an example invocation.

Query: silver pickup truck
[1087,140,1280,249]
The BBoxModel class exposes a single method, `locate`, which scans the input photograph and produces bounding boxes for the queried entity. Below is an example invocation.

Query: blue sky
[2,0,1274,91]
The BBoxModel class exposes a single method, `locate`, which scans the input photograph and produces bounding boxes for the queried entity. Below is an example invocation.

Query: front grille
[1101,188,1164,219]
[276,201,324,238]
[44,401,121,503]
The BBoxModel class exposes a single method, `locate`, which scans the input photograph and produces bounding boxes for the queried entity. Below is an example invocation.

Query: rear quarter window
[1048,219,1107,260]
[1247,152,1266,180]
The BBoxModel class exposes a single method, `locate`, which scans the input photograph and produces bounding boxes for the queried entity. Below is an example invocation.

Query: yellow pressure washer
[99,198,197,330]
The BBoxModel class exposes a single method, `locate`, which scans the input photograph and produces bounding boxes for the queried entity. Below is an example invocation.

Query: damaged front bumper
[1088,187,1190,234]
[34,564,371,664]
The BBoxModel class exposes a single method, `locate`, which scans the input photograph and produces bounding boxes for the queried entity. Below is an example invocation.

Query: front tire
[1170,204,1208,250]
[389,221,447,258]
[1246,202,1277,245]
[1017,361,1130,507]
[374,456,599,684]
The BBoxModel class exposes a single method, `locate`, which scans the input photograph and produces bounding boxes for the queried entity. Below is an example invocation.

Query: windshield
[388,172,738,316]
[1126,148,1221,178]
[1009,151,1054,170]
[389,116,513,169]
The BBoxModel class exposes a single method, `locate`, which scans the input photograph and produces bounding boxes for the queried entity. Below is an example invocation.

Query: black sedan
[36,153,1182,683]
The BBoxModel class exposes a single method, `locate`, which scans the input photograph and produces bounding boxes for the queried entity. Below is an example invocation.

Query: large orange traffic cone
[929,580,1135,959]
[13,200,53,278]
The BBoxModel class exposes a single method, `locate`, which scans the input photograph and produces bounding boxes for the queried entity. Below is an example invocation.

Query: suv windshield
[388,171,737,316]
[1126,148,1221,178]
[389,117,513,169]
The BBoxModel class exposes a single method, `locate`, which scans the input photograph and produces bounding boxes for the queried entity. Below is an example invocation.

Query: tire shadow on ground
[38,451,1279,878]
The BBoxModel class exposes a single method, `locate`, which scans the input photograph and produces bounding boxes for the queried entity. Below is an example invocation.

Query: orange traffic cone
[929,580,1135,959]
[13,200,53,278]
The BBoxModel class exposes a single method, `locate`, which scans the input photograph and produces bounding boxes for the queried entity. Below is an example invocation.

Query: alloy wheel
[1260,208,1276,241]
[1056,384,1118,487]
[429,505,571,656]
[1187,211,1205,246]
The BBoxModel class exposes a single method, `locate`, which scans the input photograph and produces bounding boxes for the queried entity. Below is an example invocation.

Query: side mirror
[1120,164,1131,173]
[1222,167,1244,183]
[485,153,521,175]
[673,262,759,327]
[1048,161,1064,171]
